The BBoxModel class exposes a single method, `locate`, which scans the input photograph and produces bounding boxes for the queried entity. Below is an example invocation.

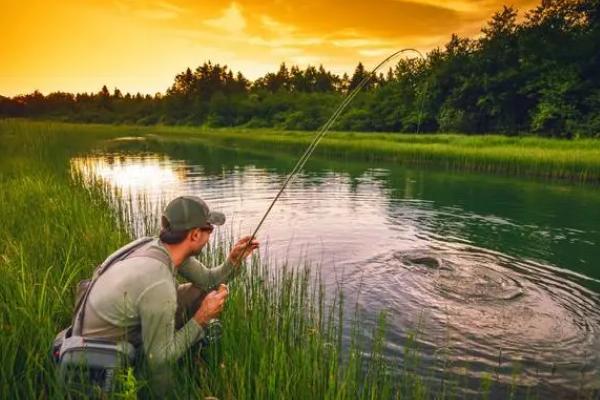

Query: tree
[348,62,372,91]
[98,85,112,110]
[315,65,337,92]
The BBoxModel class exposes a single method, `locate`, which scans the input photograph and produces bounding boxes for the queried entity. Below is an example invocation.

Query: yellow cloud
[204,2,247,34]
[260,15,297,35]
[332,38,390,48]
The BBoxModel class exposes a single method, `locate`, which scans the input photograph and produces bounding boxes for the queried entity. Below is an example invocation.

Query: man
[79,195,259,393]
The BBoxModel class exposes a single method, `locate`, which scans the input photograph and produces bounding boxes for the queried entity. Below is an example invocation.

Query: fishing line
[241,48,426,255]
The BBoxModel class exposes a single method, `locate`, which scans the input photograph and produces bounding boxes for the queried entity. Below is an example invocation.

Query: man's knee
[175,283,206,327]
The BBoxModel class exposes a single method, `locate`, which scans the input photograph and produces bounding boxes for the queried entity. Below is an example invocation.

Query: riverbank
[11,119,600,183]
[149,125,600,183]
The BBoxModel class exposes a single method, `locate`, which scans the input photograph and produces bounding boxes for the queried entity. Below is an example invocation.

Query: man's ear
[187,228,200,242]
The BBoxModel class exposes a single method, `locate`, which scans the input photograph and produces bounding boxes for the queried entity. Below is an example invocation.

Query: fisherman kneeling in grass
[56,196,258,395]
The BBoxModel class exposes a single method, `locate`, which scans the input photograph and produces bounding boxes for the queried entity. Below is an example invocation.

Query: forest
[1,0,599,138]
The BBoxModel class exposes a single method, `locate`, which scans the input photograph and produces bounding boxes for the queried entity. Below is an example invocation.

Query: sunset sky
[0,0,538,97]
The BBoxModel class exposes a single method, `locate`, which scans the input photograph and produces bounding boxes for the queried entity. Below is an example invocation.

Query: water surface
[72,137,600,397]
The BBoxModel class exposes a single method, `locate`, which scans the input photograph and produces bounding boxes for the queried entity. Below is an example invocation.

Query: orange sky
[0,0,537,97]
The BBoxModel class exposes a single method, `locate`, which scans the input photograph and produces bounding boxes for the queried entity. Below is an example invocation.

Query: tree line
[1,0,598,137]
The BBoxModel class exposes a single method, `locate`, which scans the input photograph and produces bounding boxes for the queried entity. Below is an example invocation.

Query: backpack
[51,236,170,394]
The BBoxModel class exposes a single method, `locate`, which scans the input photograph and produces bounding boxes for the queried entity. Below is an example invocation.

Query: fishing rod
[239,48,426,259]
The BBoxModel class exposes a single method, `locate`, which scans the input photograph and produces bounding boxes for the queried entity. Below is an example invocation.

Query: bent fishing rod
[238,48,426,258]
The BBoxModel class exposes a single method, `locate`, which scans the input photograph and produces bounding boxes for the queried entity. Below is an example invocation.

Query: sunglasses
[199,224,214,233]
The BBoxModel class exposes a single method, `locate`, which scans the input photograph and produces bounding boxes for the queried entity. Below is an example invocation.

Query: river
[71,136,600,398]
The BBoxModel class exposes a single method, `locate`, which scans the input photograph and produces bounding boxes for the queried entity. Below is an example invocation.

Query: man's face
[187,226,212,256]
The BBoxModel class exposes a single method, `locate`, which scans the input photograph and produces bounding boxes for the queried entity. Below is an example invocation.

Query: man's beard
[190,244,204,257]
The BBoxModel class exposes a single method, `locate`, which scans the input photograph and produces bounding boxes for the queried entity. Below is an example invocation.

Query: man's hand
[194,284,228,327]
[227,236,260,266]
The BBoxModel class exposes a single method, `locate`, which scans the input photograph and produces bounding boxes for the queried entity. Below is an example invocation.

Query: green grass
[146,126,600,183]
[0,120,133,397]
[5,119,600,183]
[2,119,595,399]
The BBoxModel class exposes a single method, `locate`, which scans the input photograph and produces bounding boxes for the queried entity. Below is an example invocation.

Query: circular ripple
[349,244,600,393]
[393,249,524,302]
[436,264,524,302]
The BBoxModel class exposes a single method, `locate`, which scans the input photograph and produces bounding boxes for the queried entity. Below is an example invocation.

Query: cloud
[204,2,247,34]
[400,0,483,13]
[332,38,389,48]
[260,15,296,35]
[113,0,183,19]
[136,8,179,20]
[358,48,399,57]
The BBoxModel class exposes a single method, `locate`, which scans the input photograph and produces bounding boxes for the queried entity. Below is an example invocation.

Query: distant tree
[315,65,338,92]
[386,67,394,82]
[99,85,110,98]
[98,85,111,110]
[254,63,290,92]
[340,73,350,93]
[348,62,373,91]
[289,65,306,92]
[304,66,318,92]
[169,67,195,96]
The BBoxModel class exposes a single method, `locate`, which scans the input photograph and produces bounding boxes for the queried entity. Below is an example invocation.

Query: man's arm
[138,281,228,395]
[178,236,259,290]
[178,257,235,291]
[138,280,205,367]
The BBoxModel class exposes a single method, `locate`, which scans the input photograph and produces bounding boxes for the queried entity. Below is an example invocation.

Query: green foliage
[336,108,373,131]
[116,368,140,400]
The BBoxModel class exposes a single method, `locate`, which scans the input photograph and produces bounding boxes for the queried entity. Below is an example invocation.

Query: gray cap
[162,196,225,230]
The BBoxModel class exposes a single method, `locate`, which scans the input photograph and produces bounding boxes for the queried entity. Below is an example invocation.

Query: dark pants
[175,283,207,329]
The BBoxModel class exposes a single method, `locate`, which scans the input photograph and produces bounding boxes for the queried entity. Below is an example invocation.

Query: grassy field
[148,126,600,183]
[1,119,597,399]
[7,119,600,183]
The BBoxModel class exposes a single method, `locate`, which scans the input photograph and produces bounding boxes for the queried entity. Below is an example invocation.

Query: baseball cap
[162,196,225,230]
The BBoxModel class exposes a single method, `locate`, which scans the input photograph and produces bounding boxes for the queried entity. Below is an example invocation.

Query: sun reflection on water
[71,154,192,235]
[71,154,187,192]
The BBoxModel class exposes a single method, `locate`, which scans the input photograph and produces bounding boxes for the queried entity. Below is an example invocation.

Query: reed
[149,126,600,183]
[6,119,600,182]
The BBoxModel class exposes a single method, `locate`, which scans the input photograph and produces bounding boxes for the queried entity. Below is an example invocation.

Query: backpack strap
[95,237,156,277]
[126,245,172,266]
[72,237,155,336]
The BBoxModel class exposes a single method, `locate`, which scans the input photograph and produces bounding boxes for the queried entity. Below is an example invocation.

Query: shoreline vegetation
[0,119,564,398]
[6,119,600,183]
[148,125,600,183]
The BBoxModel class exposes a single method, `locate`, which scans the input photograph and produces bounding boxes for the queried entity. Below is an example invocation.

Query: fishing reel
[204,318,223,343]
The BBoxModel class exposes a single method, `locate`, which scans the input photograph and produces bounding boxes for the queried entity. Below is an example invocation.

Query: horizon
[1,0,539,97]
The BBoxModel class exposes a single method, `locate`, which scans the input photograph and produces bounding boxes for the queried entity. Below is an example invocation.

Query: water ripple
[345,243,600,393]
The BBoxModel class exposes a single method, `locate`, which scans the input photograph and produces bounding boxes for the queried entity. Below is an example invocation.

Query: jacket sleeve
[138,280,205,368]
[177,257,236,291]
